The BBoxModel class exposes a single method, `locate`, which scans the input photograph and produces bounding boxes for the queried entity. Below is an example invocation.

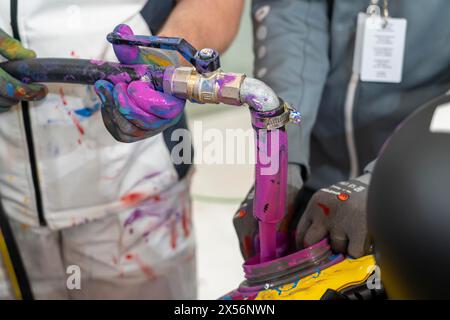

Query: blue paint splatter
[312,268,321,279]
[329,254,340,261]
[74,102,100,118]
[274,278,301,295]
[6,83,14,97]
[291,278,300,288]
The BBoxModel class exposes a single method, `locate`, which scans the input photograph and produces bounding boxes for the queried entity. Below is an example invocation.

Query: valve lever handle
[106,32,221,74]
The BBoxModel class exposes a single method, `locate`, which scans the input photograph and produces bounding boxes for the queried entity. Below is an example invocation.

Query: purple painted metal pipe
[253,127,288,262]
[241,78,291,263]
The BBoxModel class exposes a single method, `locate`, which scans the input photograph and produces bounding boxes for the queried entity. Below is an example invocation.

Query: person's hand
[0,29,47,111]
[295,177,371,258]
[233,164,303,260]
[94,24,185,143]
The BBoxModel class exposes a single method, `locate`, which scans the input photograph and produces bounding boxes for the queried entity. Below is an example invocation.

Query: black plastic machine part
[321,283,386,300]
[368,93,450,299]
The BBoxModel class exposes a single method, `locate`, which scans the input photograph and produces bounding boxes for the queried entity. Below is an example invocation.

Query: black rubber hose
[0,58,165,89]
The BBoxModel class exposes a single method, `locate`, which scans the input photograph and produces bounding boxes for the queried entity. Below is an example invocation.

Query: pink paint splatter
[59,87,68,105]
[182,206,190,237]
[126,253,156,280]
[170,220,177,250]
[70,112,85,135]
[60,87,85,137]
[121,192,145,205]
[317,203,330,216]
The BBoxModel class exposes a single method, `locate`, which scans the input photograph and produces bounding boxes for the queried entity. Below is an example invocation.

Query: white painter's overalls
[0,0,196,299]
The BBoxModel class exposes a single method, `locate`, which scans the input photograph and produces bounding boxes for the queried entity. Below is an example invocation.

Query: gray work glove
[0,29,47,110]
[233,164,303,260]
[295,174,371,258]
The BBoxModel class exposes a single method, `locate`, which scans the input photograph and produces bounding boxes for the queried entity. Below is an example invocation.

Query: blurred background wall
[185,1,255,299]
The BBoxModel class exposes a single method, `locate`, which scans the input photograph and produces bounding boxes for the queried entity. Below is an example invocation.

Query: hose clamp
[251,101,301,130]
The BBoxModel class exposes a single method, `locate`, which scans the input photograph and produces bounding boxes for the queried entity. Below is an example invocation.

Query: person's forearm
[158,0,244,54]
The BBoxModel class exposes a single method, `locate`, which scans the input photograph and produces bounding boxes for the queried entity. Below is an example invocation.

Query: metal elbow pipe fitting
[239,77,280,112]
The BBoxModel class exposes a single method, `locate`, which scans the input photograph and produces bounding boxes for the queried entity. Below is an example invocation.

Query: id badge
[353,12,407,83]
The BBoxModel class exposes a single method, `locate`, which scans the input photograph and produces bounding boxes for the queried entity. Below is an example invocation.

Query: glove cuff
[288,163,304,191]
[353,172,371,186]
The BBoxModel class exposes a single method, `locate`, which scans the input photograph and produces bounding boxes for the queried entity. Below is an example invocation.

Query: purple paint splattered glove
[94,24,185,143]
[295,176,371,258]
[0,29,47,111]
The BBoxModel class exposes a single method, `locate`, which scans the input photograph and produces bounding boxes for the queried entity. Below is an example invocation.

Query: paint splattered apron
[0,1,196,299]
[0,174,196,299]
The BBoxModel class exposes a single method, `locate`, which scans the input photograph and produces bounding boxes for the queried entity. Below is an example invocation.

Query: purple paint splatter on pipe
[217,74,237,88]
[244,94,264,111]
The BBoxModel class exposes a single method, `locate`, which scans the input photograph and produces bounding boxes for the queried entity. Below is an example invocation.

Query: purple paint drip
[124,208,159,228]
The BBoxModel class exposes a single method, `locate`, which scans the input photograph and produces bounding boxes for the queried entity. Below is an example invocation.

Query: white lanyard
[367,0,390,27]
[368,0,389,17]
